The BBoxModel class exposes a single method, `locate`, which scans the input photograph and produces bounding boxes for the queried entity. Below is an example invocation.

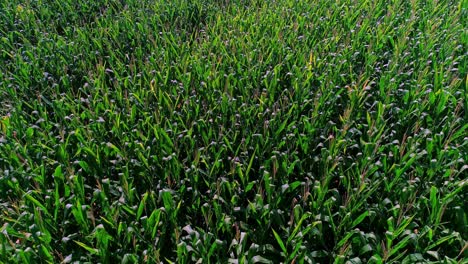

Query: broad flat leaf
[272,229,287,254]
[251,255,273,264]
[352,211,369,228]
[74,241,98,255]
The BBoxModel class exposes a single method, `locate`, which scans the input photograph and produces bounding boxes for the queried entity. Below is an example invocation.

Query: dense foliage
[0,0,466,263]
